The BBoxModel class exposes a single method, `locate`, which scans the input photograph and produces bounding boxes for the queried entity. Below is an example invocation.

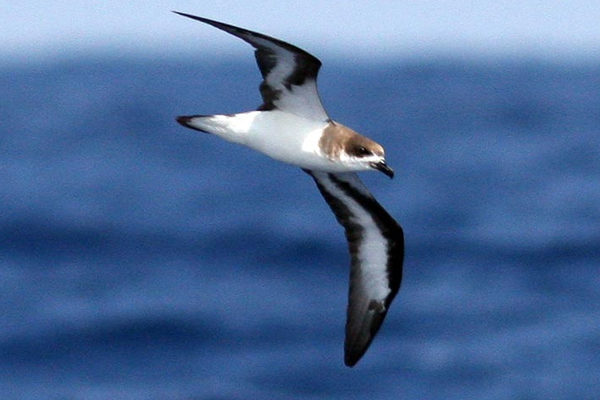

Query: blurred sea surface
[1,56,599,399]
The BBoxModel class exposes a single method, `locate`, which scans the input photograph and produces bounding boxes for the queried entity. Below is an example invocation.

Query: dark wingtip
[344,353,359,368]
[172,11,210,24]
[172,11,189,17]
[344,340,370,367]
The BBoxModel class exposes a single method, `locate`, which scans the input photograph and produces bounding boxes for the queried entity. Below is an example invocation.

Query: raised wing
[174,12,330,122]
[305,170,404,367]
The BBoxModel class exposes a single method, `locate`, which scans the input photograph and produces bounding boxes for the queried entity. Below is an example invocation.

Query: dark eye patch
[352,146,372,156]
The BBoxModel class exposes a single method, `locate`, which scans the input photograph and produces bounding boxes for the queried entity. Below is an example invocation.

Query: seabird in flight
[174,11,404,367]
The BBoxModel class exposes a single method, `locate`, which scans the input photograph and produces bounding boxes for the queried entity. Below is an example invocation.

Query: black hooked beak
[370,161,394,179]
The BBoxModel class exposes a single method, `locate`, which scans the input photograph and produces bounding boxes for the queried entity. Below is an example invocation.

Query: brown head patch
[319,122,384,159]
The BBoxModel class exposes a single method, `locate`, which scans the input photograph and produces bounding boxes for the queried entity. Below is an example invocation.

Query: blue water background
[1,57,599,399]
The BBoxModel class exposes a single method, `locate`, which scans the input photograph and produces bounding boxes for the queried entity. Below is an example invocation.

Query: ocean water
[1,57,599,399]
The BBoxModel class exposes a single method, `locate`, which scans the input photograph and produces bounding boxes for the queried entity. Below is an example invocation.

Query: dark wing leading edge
[305,171,404,367]
[174,12,330,122]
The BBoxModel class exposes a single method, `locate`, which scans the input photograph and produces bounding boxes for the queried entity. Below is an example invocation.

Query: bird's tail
[176,112,256,145]
[176,114,222,134]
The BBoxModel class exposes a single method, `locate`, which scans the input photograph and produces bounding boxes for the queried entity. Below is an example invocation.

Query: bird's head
[319,122,394,178]
[342,135,394,179]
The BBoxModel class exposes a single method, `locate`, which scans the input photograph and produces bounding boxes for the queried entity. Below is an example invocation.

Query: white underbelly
[204,110,366,173]
[243,111,335,170]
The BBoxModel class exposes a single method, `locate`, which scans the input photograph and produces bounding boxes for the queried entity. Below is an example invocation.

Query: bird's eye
[355,146,371,156]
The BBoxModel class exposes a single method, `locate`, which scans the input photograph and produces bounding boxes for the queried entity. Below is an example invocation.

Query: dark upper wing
[174,11,330,122]
[305,170,404,367]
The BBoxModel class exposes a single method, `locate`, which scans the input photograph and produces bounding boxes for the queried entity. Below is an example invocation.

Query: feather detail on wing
[174,12,330,122]
[305,170,404,367]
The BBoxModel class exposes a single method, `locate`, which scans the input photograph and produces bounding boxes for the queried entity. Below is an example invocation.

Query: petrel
[174,11,404,367]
